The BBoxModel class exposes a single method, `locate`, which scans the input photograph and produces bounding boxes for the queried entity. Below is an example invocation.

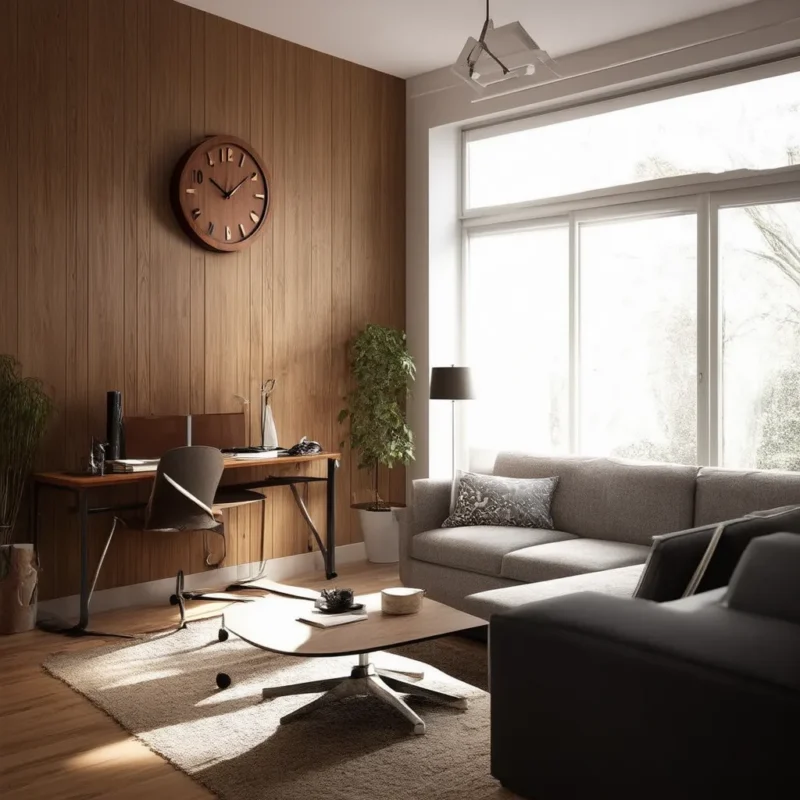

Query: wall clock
[171,135,270,253]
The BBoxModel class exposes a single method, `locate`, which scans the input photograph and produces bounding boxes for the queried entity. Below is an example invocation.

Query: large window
[466,69,800,210]
[462,60,800,469]
[579,214,697,461]
[467,226,569,454]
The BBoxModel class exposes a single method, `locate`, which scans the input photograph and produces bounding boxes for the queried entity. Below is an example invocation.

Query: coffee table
[220,591,486,734]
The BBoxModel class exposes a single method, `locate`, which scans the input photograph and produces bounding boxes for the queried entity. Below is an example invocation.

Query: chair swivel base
[171,570,255,632]
[259,653,468,735]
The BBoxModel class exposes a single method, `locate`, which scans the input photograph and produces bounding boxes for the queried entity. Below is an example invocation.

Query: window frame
[461,60,800,467]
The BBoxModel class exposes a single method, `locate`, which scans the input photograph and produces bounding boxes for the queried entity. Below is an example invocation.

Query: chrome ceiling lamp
[452,0,559,100]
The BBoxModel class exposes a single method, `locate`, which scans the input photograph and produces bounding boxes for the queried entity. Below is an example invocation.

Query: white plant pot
[357,507,401,564]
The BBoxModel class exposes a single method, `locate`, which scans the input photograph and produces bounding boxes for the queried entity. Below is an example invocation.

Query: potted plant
[339,324,415,563]
[0,356,53,634]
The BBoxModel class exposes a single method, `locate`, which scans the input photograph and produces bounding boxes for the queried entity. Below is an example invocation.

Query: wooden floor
[0,562,400,800]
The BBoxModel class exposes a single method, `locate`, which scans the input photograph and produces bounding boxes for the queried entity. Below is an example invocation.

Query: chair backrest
[191,412,247,450]
[124,415,190,459]
[144,446,224,531]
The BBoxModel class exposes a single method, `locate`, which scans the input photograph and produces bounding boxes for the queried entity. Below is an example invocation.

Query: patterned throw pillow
[443,471,559,530]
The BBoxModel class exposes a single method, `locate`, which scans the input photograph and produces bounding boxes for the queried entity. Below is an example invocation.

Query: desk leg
[77,490,90,631]
[326,459,338,580]
[30,481,41,555]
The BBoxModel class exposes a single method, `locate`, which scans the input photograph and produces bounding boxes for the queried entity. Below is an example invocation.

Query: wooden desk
[32,452,341,636]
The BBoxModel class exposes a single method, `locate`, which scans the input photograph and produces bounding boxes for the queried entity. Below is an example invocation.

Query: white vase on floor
[357,507,402,563]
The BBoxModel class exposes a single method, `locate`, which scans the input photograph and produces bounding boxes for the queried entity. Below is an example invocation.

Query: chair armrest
[398,478,451,564]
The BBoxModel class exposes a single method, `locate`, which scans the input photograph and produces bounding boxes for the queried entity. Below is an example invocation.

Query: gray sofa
[400,452,800,618]
[490,531,800,799]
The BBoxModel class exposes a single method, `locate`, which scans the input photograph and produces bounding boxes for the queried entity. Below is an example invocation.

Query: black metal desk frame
[32,457,339,637]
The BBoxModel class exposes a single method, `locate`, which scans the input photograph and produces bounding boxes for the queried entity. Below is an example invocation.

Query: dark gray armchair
[490,533,800,800]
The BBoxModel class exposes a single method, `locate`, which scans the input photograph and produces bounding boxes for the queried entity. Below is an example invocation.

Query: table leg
[326,458,338,580]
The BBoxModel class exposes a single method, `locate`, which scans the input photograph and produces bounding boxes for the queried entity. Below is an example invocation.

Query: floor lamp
[430,366,476,480]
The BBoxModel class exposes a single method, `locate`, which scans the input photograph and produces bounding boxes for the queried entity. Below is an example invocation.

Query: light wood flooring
[0,562,400,800]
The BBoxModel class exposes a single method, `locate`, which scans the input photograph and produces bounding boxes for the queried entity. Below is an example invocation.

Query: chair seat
[213,487,266,510]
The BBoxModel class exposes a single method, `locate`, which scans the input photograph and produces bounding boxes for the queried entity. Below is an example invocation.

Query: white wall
[406,0,800,481]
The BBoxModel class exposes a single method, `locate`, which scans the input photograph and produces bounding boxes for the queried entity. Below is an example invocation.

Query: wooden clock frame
[170,134,271,253]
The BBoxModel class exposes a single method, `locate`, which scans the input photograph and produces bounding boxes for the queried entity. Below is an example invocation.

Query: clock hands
[209,177,228,197]
[227,173,254,198]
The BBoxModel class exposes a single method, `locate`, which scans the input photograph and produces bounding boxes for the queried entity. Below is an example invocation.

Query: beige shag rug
[44,617,512,800]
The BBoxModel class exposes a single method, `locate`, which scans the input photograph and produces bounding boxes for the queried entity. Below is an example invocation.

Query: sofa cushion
[633,523,720,602]
[500,538,650,583]
[694,467,800,526]
[635,505,800,602]
[492,453,697,546]
[443,471,558,530]
[463,564,644,620]
[411,526,576,578]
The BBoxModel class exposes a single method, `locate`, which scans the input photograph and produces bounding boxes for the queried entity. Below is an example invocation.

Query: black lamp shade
[430,366,476,400]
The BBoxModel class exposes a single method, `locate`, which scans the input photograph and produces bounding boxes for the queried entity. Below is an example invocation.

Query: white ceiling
[176,0,754,79]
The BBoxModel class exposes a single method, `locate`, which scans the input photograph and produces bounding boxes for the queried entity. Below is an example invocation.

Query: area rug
[44,618,512,800]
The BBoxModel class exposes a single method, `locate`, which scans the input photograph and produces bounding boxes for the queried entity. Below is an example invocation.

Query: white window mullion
[708,202,721,467]
[569,213,580,455]
[696,194,712,466]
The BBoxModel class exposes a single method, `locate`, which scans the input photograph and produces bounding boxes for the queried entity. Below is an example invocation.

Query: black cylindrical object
[106,390,123,460]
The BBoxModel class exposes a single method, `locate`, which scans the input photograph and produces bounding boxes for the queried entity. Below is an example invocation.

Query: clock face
[171,135,270,252]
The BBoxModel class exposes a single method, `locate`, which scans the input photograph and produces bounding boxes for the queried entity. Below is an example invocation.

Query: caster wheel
[216,672,232,690]
[169,594,179,606]
[218,628,229,642]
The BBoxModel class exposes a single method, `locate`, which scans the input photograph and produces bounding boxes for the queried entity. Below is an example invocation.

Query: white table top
[222,591,486,657]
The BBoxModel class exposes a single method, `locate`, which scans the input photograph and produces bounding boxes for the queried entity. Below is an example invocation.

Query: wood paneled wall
[0,0,405,600]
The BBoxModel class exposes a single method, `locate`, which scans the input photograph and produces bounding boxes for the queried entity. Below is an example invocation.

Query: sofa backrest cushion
[635,504,800,601]
[694,467,800,526]
[633,523,720,602]
[492,453,698,546]
[692,504,800,595]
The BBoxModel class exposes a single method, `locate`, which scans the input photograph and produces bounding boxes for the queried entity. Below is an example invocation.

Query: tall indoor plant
[339,324,415,562]
[0,356,53,633]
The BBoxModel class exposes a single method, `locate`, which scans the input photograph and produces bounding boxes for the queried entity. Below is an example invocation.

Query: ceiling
[176,0,755,79]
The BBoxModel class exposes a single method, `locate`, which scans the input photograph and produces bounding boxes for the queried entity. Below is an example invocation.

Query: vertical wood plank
[148,0,191,417]
[0,0,18,356]
[123,0,139,418]
[308,49,334,549]
[18,0,68,469]
[136,0,151,416]
[331,58,354,544]
[60,0,89,598]
[189,8,206,416]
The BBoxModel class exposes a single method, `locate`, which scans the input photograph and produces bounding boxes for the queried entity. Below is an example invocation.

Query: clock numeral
[254,193,265,199]
[206,151,215,167]
[250,172,258,182]
[225,226,232,242]
[239,223,247,239]
[249,211,259,223]
[239,153,246,168]
[191,169,204,185]
[185,188,195,194]
[220,147,233,162]
[191,208,201,220]
[208,222,215,235]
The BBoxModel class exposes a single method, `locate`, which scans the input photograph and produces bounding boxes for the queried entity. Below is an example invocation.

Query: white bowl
[381,587,425,615]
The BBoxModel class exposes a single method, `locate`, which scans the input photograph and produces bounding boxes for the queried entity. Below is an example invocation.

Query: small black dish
[314,598,365,615]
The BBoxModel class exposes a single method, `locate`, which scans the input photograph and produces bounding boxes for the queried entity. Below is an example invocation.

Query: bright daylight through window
[464,63,800,469]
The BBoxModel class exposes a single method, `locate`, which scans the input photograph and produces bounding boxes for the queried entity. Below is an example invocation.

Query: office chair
[90,446,254,633]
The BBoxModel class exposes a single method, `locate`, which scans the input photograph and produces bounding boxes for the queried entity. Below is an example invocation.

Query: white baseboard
[38,542,367,619]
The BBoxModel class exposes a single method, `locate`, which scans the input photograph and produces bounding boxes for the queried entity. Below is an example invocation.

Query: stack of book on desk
[107,458,159,474]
